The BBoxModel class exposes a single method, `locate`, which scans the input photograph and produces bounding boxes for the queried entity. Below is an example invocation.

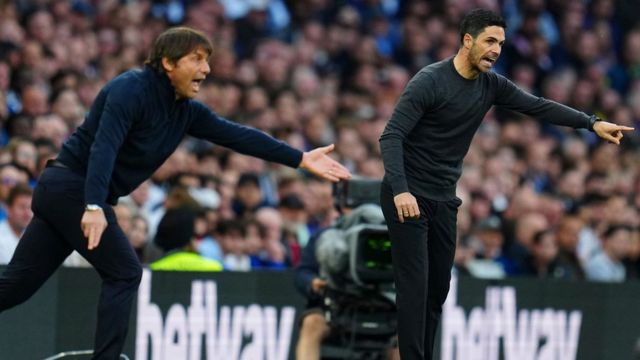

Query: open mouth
[482,57,496,66]
[191,78,204,92]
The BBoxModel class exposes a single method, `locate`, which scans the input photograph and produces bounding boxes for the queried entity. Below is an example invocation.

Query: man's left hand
[593,121,634,145]
[299,144,352,182]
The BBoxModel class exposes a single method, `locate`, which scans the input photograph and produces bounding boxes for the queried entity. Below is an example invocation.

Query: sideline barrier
[0,267,639,359]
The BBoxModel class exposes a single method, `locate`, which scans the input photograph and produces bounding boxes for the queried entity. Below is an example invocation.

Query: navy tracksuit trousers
[0,166,142,360]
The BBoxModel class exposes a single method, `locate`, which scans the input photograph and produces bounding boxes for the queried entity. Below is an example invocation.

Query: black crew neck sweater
[379,57,591,201]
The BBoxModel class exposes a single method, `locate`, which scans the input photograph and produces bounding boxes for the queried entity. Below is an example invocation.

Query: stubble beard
[468,45,485,74]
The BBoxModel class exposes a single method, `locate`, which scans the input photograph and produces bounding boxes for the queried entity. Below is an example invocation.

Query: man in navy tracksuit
[0,27,351,359]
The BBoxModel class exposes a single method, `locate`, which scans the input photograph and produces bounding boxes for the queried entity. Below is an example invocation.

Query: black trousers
[380,181,460,360]
[0,166,142,360]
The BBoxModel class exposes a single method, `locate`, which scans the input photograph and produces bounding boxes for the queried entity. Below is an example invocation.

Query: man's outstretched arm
[494,74,634,144]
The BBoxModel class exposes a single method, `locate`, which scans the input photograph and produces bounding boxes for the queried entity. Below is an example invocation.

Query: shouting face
[163,47,211,99]
[467,25,505,73]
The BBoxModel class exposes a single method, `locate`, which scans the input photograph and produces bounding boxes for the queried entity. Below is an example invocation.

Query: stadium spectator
[519,229,573,279]
[0,184,32,264]
[5,137,37,180]
[217,219,251,271]
[585,224,633,282]
[194,207,224,263]
[555,215,587,280]
[150,206,223,271]
[128,214,150,263]
[254,206,288,266]
[232,171,270,218]
[0,162,29,220]
[465,216,509,278]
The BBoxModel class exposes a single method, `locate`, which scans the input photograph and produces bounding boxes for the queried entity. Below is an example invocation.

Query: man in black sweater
[0,27,351,359]
[379,9,633,360]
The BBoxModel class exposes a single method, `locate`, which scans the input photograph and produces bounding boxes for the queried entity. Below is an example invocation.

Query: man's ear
[161,57,175,72]
[463,33,473,49]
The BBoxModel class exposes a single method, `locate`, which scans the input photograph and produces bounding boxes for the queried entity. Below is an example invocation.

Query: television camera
[314,178,397,359]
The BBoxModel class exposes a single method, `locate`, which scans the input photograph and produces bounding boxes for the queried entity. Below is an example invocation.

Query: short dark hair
[145,27,213,72]
[278,194,305,210]
[7,184,32,206]
[459,8,507,44]
[603,224,633,240]
[237,172,261,189]
[154,206,195,252]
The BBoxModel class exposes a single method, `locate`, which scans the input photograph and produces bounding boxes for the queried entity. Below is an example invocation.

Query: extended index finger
[88,226,96,250]
[617,126,635,131]
[93,226,105,249]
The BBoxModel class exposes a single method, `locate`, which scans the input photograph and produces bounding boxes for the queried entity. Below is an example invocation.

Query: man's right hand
[81,209,108,250]
[311,278,328,294]
[393,192,420,223]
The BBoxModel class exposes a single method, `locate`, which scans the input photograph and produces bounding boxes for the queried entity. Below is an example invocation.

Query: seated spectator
[555,215,586,280]
[232,172,270,218]
[129,214,162,264]
[113,203,134,236]
[465,216,509,279]
[246,217,286,269]
[585,224,633,282]
[505,212,549,273]
[150,207,223,272]
[0,162,30,221]
[576,193,609,263]
[520,229,573,279]
[217,219,252,271]
[195,207,224,263]
[6,138,37,181]
[255,207,288,266]
[278,193,310,265]
[0,184,33,264]
[31,113,69,150]
[147,185,200,240]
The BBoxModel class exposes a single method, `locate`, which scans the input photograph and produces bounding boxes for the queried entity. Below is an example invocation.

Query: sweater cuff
[390,177,409,196]
[588,115,601,132]
[291,149,304,169]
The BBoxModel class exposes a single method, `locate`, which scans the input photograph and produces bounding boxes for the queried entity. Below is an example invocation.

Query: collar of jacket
[144,65,186,106]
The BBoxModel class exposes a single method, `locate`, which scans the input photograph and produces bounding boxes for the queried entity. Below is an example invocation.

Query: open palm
[299,144,352,182]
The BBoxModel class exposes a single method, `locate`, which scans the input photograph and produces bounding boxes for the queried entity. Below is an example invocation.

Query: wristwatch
[85,204,102,211]
[588,115,602,132]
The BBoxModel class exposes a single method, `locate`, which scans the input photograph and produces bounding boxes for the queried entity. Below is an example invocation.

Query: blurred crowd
[0,0,638,282]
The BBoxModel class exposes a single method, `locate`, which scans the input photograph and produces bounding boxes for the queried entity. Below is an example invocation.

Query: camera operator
[294,230,330,360]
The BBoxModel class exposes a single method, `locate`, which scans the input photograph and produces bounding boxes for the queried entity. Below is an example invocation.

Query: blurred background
[0,0,639,359]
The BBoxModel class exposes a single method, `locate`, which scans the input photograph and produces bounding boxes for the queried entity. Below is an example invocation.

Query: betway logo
[135,270,296,360]
[441,276,582,360]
